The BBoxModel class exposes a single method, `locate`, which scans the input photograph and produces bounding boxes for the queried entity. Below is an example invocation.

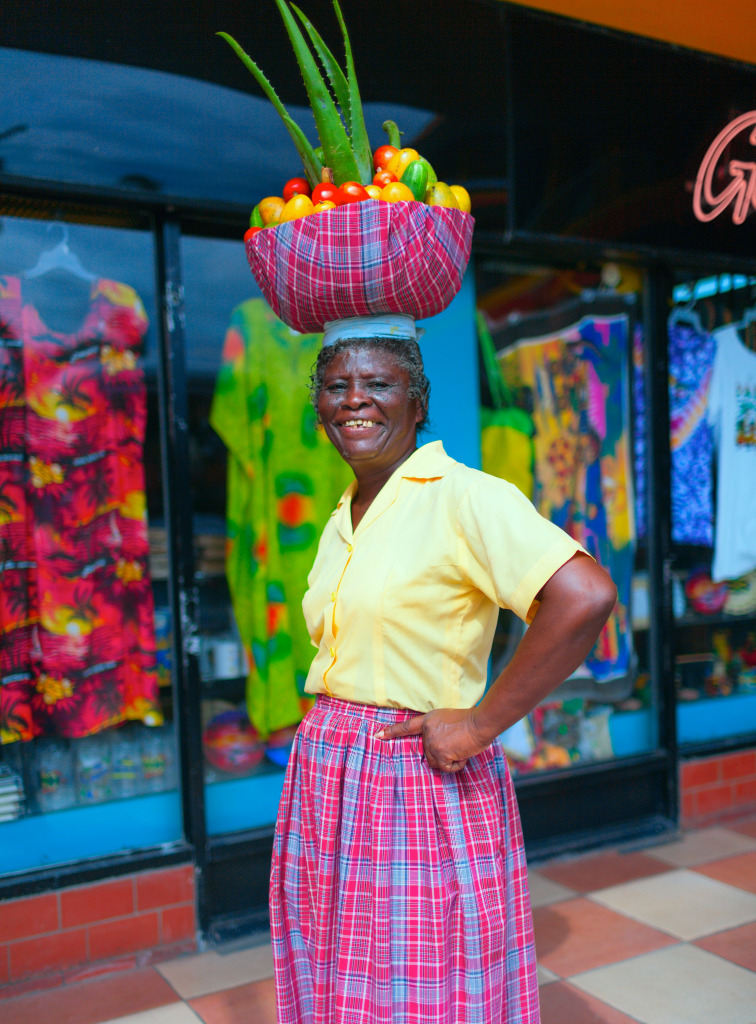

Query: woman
[270,321,617,1024]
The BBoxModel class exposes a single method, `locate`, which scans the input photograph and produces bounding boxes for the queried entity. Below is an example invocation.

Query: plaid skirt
[270,696,540,1024]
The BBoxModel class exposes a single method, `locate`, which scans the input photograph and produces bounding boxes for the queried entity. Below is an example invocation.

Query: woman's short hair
[309,336,431,431]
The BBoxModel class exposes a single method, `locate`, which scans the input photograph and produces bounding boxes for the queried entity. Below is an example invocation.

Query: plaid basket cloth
[245,200,474,335]
[270,696,540,1024]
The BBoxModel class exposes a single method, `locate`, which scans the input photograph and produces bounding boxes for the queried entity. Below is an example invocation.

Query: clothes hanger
[668,297,705,335]
[22,223,97,282]
[735,303,756,352]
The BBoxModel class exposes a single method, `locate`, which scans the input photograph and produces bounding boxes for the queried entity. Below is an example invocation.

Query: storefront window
[180,234,350,836]
[668,272,756,747]
[0,211,181,872]
[476,258,656,773]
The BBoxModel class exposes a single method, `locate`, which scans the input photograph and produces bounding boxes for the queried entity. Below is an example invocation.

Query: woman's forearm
[470,553,617,746]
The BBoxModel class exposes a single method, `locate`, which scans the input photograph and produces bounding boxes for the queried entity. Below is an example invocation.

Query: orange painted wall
[510,1,756,66]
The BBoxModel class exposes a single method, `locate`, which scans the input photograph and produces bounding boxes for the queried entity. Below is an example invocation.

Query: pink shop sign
[693,111,756,225]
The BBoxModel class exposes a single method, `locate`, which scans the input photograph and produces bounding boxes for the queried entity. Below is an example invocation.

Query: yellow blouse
[302,441,584,712]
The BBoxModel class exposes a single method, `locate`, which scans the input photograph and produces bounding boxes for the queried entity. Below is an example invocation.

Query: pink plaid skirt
[270,696,540,1024]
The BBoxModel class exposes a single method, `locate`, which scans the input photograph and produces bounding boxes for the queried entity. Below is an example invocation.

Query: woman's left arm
[376,552,617,772]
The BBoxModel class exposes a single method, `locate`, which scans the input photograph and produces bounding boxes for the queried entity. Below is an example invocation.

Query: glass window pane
[181,234,353,836]
[0,212,181,873]
[476,258,656,774]
[669,272,756,747]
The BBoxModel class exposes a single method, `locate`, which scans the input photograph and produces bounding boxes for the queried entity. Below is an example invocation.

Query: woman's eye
[368,380,390,390]
[325,382,347,392]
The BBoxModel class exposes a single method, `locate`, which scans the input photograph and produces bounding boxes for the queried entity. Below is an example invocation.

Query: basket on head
[245,200,474,335]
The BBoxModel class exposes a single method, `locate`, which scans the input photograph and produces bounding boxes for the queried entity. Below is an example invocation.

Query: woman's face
[317,345,423,477]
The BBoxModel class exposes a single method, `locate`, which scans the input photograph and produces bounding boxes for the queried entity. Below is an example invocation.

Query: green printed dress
[210,300,351,738]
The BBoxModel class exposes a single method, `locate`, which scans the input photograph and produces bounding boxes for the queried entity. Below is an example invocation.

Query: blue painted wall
[418,267,480,470]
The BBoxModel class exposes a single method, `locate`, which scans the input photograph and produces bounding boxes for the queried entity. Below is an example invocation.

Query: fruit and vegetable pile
[218,1,472,242]
[243,122,471,240]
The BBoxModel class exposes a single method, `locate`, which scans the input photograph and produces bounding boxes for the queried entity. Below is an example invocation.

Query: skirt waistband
[314,694,422,724]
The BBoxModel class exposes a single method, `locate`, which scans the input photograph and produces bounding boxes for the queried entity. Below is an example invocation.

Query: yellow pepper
[386,147,420,179]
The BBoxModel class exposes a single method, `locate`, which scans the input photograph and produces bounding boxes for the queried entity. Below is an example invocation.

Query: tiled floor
[2,816,756,1024]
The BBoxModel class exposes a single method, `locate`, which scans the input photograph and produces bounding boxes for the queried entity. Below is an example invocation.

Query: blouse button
[330,592,336,602]
[329,646,336,657]
[347,543,353,553]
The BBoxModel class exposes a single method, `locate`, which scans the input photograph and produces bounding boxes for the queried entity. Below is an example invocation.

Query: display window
[667,272,756,748]
[0,208,181,872]
[179,232,351,836]
[475,258,658,774]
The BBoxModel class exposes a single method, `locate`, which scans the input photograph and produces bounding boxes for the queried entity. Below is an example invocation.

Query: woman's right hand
[376,707,489,773]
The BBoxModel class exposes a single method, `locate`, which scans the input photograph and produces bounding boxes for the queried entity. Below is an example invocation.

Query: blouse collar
[332,441,455,542]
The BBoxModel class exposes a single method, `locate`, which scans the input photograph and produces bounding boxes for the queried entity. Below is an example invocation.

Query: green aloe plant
[218,0,373,188]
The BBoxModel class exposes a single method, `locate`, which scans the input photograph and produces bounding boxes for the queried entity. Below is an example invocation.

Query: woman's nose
[342,382,369,406]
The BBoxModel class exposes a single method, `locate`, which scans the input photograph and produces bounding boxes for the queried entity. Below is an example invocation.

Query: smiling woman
[268,321,617,1023]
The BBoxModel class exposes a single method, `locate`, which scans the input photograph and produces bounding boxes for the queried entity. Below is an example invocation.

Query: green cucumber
[401,159,428,202]
[250,205,265,228]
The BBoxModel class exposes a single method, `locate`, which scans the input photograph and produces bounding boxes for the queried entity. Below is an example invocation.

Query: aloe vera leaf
[272,0,360,184]
[217,32,321,186]
[331,0,372,185]
[291,4,350,125]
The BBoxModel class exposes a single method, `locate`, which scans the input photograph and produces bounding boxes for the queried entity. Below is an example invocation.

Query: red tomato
[373,169,398,188]
[244,226,262,242]
[336,181,369,205]
[373,145,399,171]
[312,182,339,205]
[282,177,311,202]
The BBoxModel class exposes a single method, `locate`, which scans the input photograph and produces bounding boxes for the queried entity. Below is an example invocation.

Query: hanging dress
[209,299,352,738]
[0,276,161,742]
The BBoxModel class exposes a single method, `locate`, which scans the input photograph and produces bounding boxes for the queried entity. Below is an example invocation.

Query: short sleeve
[456,472,585,622]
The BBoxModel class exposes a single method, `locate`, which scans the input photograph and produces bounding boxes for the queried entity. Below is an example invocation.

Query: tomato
[244,226,262,242]
[279,194,315,223]
[282,176,311,202]
[373,144,399,171]
[373,169,397,188]
[379,181,414,203]
[336,181,369,205]
[257,196,285,224]
[312,182,339,205]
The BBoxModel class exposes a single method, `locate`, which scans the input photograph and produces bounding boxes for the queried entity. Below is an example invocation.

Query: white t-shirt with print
[707,325,756,581]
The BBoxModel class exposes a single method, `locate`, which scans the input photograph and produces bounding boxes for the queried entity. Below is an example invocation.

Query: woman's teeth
[343,420,376,428]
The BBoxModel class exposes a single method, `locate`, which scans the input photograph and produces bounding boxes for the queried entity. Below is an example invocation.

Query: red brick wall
[0,864,197,997]
[681,748,756,828]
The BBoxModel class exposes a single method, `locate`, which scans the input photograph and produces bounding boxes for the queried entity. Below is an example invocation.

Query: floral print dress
[0,276,161,743]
